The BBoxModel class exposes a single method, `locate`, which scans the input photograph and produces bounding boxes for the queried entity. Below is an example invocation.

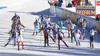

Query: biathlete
[64,17,72,38]
[79,17,83,31]
[73,27,82,46]
[58,19,64,31]
[89,27,97,49]
[70,23,76,43]
[17,26,25,51]
[54,28,69,50]
[81,19,86,40]
[42,26,55,47]
[32,20,40,35]
[4,22,17,47]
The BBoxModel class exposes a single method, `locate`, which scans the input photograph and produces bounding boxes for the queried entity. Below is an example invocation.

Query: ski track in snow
[0,0,100,56]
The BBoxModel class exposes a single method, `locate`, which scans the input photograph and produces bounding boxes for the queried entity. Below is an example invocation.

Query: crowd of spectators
[48,0,63,7]
[48,0,93,8]
[67,0,93,7]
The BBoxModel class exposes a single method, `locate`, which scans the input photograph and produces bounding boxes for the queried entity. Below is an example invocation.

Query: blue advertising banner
[0,6,7,10]
[76,6,95,16]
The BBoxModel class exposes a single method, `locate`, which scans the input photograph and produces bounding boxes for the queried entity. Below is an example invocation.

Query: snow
[0,0,100,56]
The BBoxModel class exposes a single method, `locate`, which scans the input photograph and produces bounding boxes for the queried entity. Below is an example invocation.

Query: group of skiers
[4,13,97,51]
[4,13,25,51]
[32,15,97,49]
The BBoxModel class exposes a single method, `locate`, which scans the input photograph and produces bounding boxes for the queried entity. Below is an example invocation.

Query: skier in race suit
[9,13,25,34]
[58,19,64,31]
[89,27,97,48]
[43,26,55,47]
[32,20,40,35]
[54,28,69,50]
[64,17,72,38]
[52,23,59,39]
[70,23,76,43]
[4,22,17,47]
[79,17,84,31]
[17,25,25,51]
[73,27,82,46]
[81,19,86,40]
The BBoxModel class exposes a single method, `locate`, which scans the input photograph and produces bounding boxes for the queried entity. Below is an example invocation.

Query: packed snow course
[0,0,100,56]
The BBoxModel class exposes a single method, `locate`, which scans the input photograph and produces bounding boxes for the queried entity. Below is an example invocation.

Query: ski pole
[40,35,41,45]
[96,33,98,47]
[87,37,90,48]
[24,32,34,46]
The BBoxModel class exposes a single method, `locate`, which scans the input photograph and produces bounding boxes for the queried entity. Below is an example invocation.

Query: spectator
[56,0,63,7]
[72,0,78,6]
[77,0,81,6]
[87,1,93,6]
[48,0,57,6]
[53,2,57,6]
[96,14,100,21]
[48,1,53,5]
[67,2,72,7]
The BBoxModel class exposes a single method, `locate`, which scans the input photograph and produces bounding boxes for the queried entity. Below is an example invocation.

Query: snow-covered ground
[0,0,100,56]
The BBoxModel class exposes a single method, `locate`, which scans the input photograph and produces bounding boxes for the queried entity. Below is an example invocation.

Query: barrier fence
[50,5,100,32]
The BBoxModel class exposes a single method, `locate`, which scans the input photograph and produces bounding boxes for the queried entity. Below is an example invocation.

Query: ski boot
[78,42,81,45]
[66,44,69,48]
[32,33,34,35]
[14,43,16,46]
[22,46,25,49]
[83,37,85,40]
[76,42,78,46]
[90,42,94,49]
[22,48,25,50]
[68,34,70,38]
[71,41,73,43]
[44,45,46,47]
[83,34,85,40]
[47,44,49,46]
[92,44,94,49]
[80,34,82,39]
[36,33,37,35]
[18,47,20,51]
[90,42,92,48]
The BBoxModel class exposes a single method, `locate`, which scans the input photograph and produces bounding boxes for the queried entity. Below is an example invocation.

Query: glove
[22,25,25,28]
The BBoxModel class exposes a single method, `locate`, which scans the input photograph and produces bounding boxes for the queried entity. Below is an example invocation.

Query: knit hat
[97,14,100,17]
